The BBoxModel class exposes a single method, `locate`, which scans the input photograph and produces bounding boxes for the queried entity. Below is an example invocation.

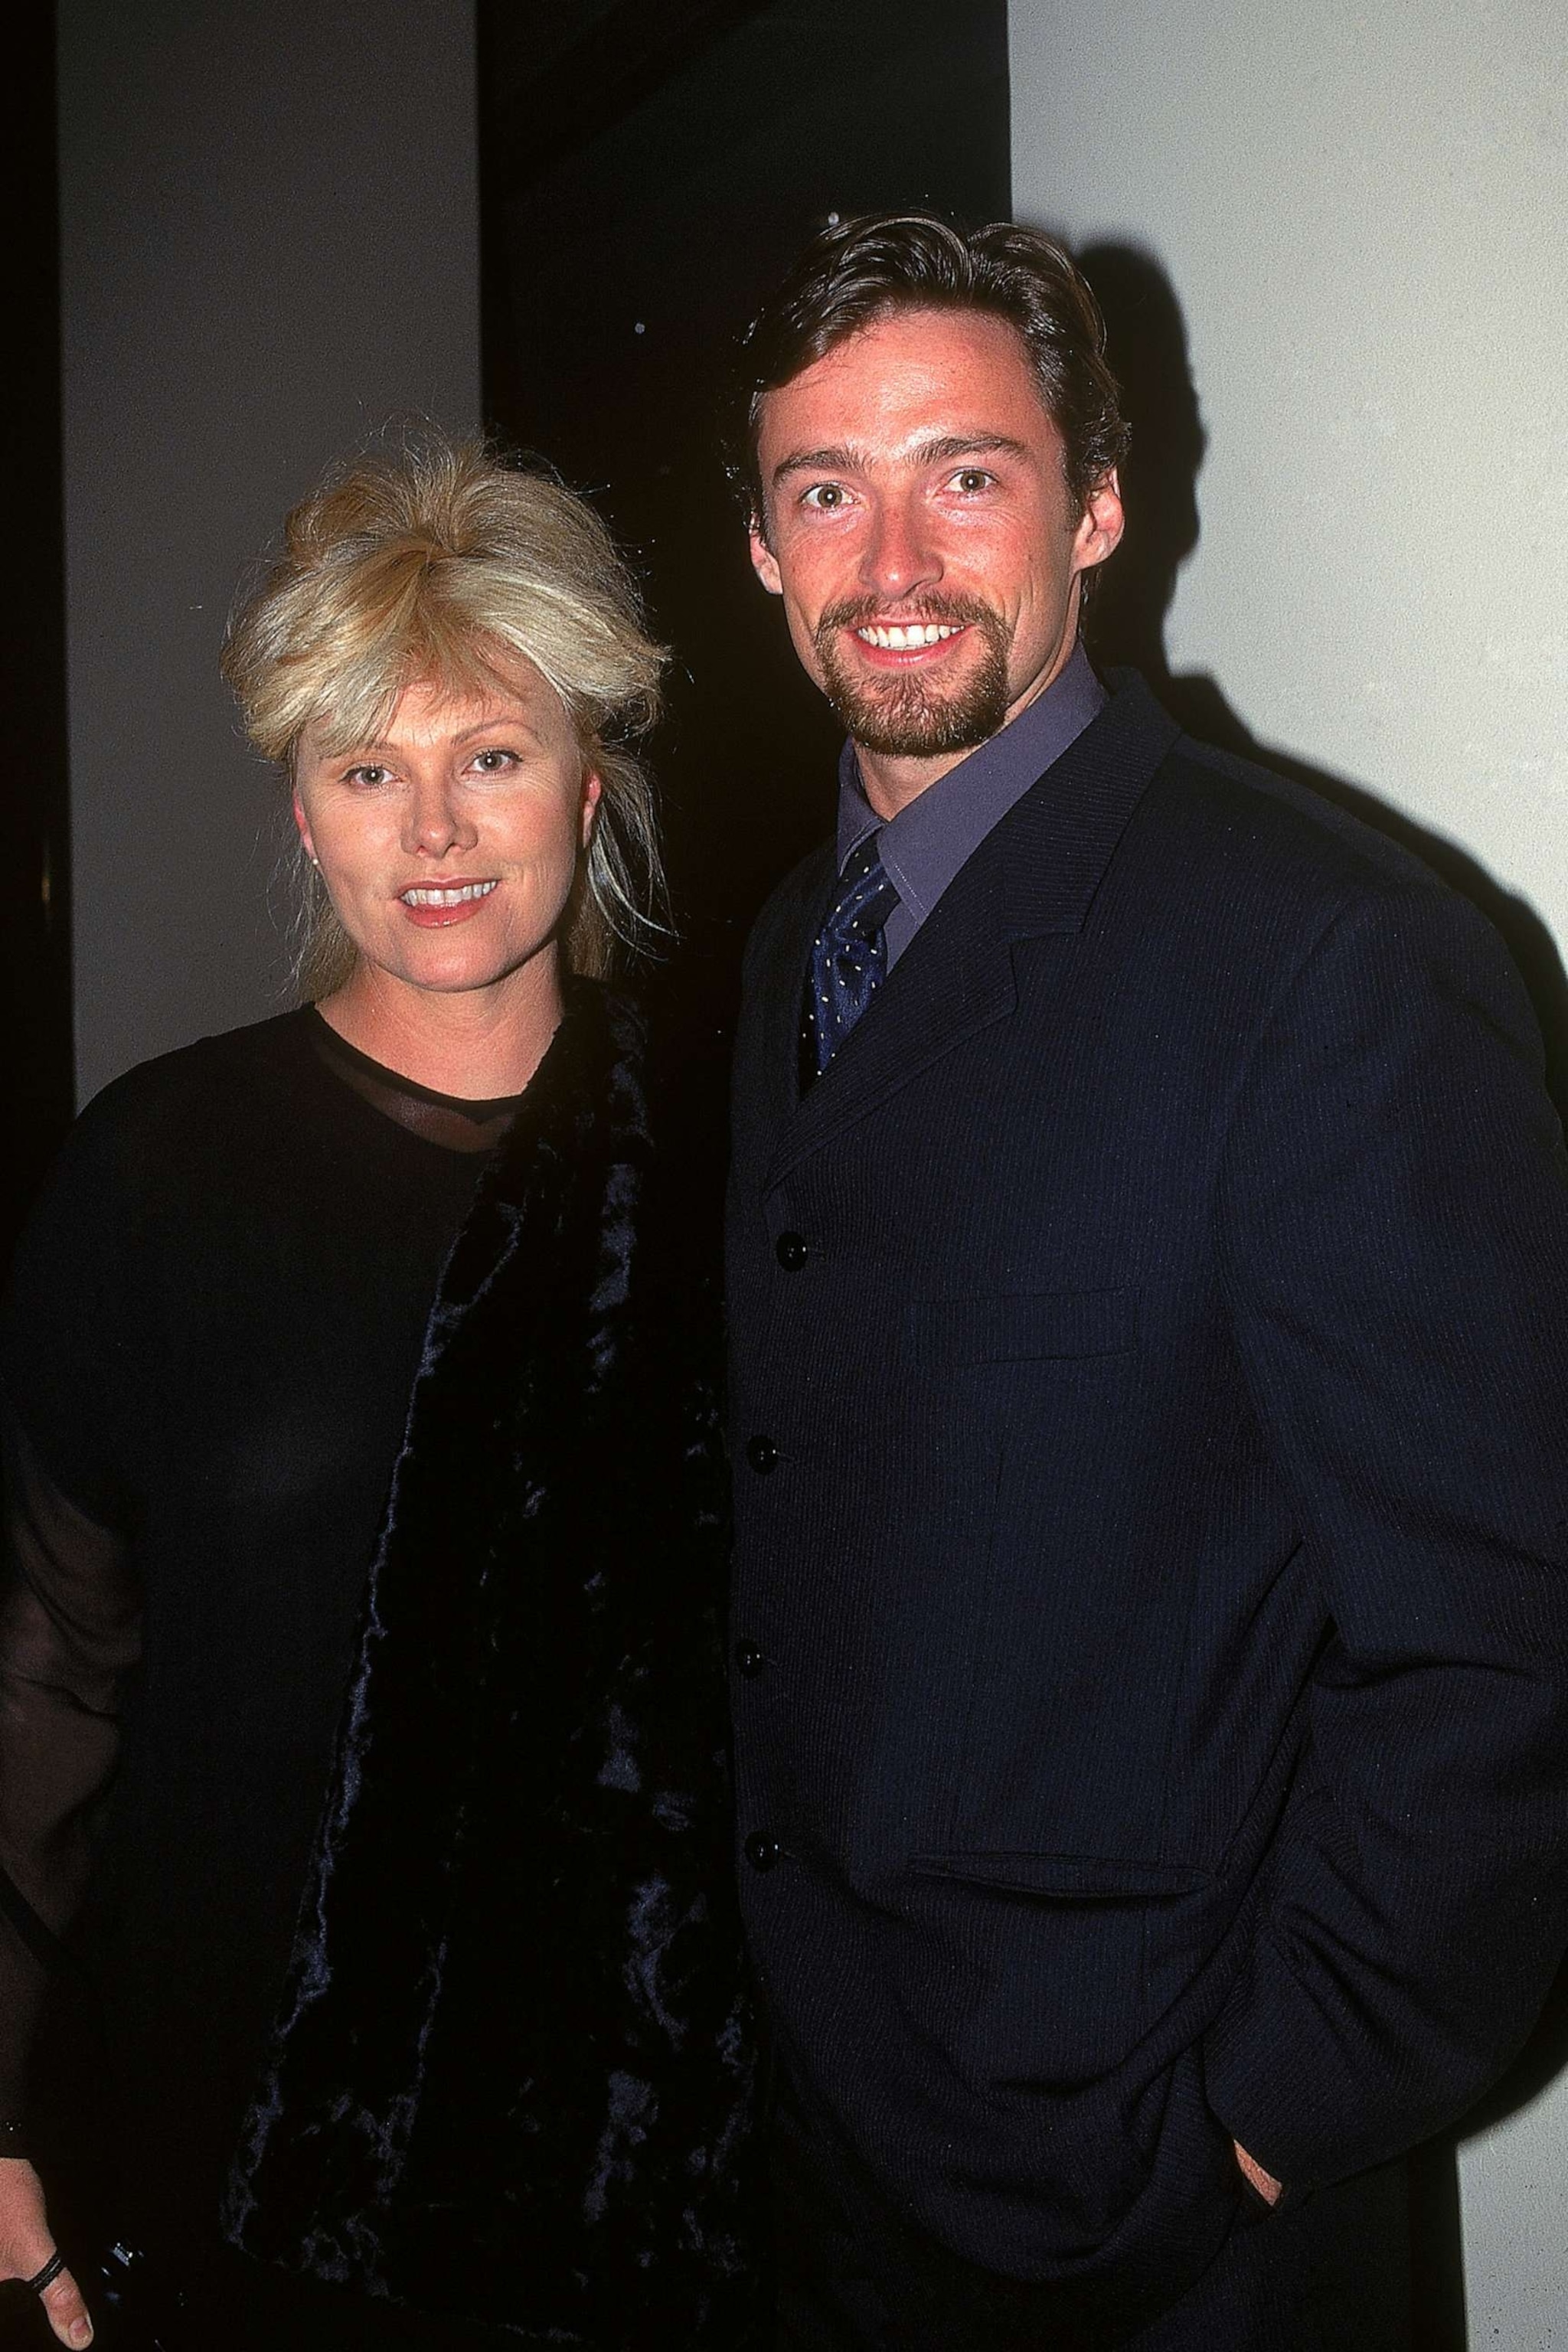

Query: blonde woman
[0,436,760,2349]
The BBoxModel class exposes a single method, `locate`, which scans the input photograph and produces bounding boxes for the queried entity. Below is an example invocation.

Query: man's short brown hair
[730,211,1129,533]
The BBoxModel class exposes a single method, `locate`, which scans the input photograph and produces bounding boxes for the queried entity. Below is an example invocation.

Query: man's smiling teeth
[857,622,962,650]
[401,880,498,907]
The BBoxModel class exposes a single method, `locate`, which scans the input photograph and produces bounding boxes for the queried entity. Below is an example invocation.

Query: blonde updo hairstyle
[222,432,667,998]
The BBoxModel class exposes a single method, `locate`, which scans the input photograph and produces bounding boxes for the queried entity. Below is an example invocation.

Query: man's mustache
[815,593,1000,643]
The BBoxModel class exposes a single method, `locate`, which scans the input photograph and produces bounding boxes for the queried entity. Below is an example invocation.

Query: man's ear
[1072,469,1125,577]
[749,517,783,597]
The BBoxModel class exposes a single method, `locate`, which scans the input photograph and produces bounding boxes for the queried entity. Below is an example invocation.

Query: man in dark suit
[724,212,1568,2349]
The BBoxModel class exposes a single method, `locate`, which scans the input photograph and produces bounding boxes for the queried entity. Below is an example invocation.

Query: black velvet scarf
[224,985,762,2346]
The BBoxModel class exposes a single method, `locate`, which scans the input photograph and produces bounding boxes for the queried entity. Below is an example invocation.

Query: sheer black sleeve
[0,1076,149,2119]
[0,1403,140,2115]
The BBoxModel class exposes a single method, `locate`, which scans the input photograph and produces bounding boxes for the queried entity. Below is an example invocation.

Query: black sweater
[0,1010,497,2233]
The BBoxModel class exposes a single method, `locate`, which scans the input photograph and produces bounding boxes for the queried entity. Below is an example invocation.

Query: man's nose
[403,776,478,858]
[860,492,941,603]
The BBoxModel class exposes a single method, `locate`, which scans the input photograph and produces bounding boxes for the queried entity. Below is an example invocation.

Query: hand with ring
[0,2156,93,2345]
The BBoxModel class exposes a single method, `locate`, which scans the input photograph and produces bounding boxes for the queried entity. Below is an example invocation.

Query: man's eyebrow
[916,433,1032,467]
[770,444,862,486]
[769,433,1032,488]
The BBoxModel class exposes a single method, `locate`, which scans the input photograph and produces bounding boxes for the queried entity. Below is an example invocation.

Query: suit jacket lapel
[760,675,1181,1191]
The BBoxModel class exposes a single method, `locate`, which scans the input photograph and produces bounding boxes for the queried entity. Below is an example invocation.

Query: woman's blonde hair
[222,430,667,996]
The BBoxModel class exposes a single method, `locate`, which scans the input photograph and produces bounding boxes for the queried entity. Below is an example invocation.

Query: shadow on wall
[1076,240,1568,1127]
[1073,237,1568,2352]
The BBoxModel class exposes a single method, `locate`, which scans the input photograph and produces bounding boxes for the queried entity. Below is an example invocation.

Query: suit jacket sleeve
[1201,880,1568,2189]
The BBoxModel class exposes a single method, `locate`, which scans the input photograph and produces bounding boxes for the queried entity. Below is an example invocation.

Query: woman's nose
[403,781,476,857]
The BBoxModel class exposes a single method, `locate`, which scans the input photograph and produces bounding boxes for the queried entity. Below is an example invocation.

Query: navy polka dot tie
[802,836,901,1082]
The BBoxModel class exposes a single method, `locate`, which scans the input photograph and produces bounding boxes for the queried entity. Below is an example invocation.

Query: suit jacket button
[745,1830,783,1871]
[775,1231,808,1271]
[735,1642,766,1677]
[746,1434,779,1474]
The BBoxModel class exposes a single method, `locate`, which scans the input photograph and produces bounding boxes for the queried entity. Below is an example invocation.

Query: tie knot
[825,837,899,948]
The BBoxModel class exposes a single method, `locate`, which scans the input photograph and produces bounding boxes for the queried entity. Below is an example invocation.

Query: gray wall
[58,0,481,1104]
[1009,1,1568,2338]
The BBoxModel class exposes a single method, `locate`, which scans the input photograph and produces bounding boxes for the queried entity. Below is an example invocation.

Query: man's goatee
[815,597,1011,758]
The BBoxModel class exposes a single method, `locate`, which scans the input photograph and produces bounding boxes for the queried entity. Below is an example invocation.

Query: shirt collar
[834,639,1108,913]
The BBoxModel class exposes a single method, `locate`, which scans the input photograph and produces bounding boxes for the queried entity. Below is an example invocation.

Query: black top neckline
[303,1007,527,1155]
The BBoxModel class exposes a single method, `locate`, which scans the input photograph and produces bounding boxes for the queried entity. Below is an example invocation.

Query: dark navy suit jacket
[727,672,1568,2314]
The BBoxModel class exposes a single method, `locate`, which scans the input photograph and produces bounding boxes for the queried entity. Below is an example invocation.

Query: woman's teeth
[856,622,961,649]
[400,881,499,907]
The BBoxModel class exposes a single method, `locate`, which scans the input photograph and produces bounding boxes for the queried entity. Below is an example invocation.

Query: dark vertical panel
[479,0,1011,1008]
[1,10,73,1262]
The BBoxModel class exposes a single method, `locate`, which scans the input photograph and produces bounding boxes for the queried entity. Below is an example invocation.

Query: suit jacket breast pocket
[909,1286,1138,1365]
